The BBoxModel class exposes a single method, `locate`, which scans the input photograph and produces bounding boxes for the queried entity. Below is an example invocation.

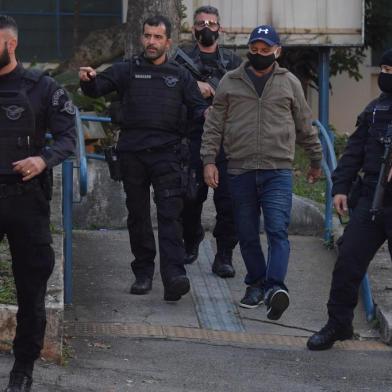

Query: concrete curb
[0,167,64,362]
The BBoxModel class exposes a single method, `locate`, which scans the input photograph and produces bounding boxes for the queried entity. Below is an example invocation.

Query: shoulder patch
[60,100,76,115]
[52,88,65,106]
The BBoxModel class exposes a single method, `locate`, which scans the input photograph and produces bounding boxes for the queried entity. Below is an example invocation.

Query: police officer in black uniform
[0,15,76,392]
[307,48,392,351]
[173,6,242,277]
[80,15,207,301]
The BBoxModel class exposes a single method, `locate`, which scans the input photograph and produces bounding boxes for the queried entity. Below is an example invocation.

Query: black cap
[380,48,392,66]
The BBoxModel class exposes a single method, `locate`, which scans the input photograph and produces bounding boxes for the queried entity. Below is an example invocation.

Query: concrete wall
[72,160,324,236]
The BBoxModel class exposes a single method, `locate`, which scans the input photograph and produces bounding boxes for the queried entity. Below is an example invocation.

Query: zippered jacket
[201,61,322,170]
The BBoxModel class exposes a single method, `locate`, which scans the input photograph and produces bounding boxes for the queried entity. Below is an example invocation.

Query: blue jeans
[229,170,293,291]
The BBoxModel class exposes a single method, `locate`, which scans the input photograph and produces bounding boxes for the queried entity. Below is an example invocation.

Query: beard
[143,45,166,61]
[0,42,11,69]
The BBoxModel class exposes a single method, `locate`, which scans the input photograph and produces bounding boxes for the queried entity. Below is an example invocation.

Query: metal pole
[62,160,73,305]
[318,47,334,244]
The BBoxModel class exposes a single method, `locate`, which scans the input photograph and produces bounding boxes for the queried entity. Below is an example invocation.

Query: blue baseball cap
[248,25,280,46]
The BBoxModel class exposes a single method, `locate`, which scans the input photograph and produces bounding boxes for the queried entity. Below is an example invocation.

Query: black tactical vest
[122,59,184,134]
[0,69,44,175]
[364,95,392,175]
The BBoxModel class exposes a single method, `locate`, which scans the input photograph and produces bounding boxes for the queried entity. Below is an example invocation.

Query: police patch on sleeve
[52,88,65,106]
[60,100,76,115]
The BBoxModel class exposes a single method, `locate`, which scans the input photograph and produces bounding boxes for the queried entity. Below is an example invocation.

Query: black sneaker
[4,372,33,392]
[184,229,205,265]
[239,285,264,309]
[266,287,290,320]
[307,324,353,351]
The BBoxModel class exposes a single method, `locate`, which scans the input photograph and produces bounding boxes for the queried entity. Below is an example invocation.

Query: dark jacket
[332,93,392,196]
[0,64,76,171]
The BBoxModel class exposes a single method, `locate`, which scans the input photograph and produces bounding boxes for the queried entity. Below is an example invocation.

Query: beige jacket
[201,62,322,170]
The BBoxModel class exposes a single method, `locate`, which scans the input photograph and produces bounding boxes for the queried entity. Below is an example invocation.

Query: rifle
[370,126,392,220]
[174,47,221,90]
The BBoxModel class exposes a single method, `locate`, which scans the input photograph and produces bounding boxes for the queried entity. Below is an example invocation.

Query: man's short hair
[193,6,220,23]
[0,14,18,37]
[143,15,171,39]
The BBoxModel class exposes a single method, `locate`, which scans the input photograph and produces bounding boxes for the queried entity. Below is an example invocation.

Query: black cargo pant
[327,194,392,328]
[119,147,186,286]
[182,135,237,251]
[0,183,54,363]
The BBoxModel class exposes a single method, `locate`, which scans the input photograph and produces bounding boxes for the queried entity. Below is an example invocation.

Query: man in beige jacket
[201,24,322,320]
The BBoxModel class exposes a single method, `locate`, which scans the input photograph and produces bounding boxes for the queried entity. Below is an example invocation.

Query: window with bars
[0,0,122,62]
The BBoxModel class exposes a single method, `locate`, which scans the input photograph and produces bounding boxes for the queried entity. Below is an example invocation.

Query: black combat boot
[130,276,152,295]
[307,323,353,350]
[212,247,235,278]
[164,275,190,301]
[4,372,33,392]
[184,229,205,265]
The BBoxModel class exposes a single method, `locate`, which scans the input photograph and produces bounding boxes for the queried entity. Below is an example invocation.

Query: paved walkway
[1,229,390,392]
[66,230,378,342]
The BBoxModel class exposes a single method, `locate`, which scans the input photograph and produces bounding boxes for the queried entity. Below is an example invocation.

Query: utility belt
[105,140,198,200]
[0,178,41,199]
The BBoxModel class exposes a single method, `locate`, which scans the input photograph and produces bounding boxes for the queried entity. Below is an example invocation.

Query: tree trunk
[125,0,182,59]
[53,0,182,74]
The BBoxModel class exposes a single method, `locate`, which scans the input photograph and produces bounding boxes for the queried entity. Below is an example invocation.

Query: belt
[0,179,41,199]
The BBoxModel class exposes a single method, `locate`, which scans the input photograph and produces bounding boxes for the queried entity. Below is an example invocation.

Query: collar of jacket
[228,61,288,80]
[188,43,229,70]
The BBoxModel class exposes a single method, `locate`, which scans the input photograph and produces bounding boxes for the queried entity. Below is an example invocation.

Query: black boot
[4,372,33,392]
[307,323,353,350]
[130,276,152,295]
[212,247,235,278]
[184,229,205,265]
[164,275,190,301]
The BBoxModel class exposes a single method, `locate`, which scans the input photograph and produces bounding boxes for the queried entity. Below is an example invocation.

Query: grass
[0,239,16,305]
[293,133,348,204]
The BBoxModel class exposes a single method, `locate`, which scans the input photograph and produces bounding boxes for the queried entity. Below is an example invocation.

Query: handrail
[313,120,336,245]
[313,120,375,322]
[75,108,88,197]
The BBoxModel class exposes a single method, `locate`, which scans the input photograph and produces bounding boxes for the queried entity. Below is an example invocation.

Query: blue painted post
[318,47,334,244]
[62,160,73,305]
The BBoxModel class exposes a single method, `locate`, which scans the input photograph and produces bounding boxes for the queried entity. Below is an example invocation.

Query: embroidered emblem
[163,75,179,87]
[1,105,25,120]
[135,74,152,79]
[52,88,65,106]
[258,28,269,34]
[60,100,76,115]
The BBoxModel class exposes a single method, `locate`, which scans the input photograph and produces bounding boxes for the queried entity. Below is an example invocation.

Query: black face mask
[247,52,276,71]
[378,72,392,94]
[195,28,219,47]
[0,42,10,70]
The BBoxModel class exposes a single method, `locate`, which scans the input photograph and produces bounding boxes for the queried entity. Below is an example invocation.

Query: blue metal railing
[314,120,375,322]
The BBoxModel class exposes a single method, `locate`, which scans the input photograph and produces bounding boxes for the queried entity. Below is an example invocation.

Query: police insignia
[163,75,179,87]
[60,100,76,115]
[52,88,65,106]
[1,105,25,120]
